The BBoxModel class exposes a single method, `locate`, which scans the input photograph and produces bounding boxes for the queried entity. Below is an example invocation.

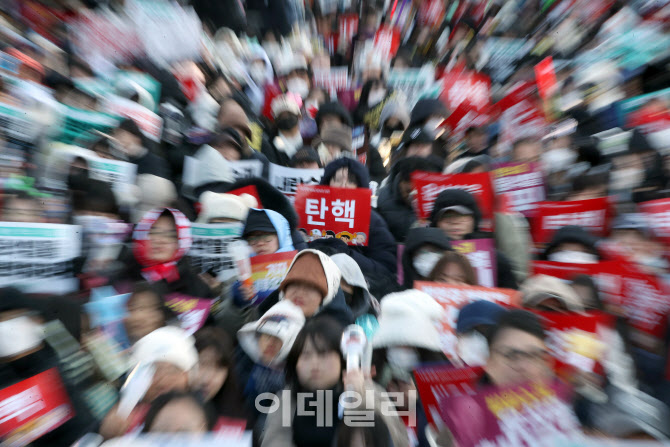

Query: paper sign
[249,251,298,305]
[495,81,546,155]
[87,156,138,187]
[269,163,324,200]
[188,223,243,281]
[411,171,495,231]
[491,162,545,215]
[479,38,534,84]
[295,185,371,246]
[414,281,520,359]
[227,185,263,209]
[374,25,401,57]
[413,364,483,428]
[312,67,349,94]
[229,160,264,180]
[387,66,441,110]
[0,368,74,446]
[0,223,81,293]
[439,381,581,447]
[451,239,497,287]
[639,198,670,245]
[165,294,213,335]
[101,95,163,142]
[535,56,558,100]
[531,197,612,244]
[56,104,120,145]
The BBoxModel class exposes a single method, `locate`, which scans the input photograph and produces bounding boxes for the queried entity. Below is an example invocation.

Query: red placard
[294,185,371,246]
[494,81,546,154]
[491,162,545,216]
[639,198,670,245]
[534,56,558,100]
[531,197,612,244]
[374,25,401,57]
[411,171,495,231]
[227,185,263,209]
[413,364,483,427]
[0,368,74,445]
[441,70,492,141]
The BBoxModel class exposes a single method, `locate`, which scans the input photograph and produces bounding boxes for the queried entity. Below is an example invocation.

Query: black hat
[212,127,246,154]
[430,189,481,229]
[315,101,353,130]
[291,146,322,167]
[542,225,599,260]
[117,118,143,140]
[402,126,437,146]
[409,99,448,127]
[243,209,277,238]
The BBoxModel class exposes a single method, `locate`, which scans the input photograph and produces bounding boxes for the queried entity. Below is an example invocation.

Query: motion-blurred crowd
[1,0,670,446]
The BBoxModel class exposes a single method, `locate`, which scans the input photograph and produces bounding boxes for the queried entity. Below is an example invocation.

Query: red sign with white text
[441,70,492,140]
[492,162,545,216]
[0,368,74,446]
[227,185,263,209]
[531,197,612,244]
[374,25,401,57]
[411,171,495,231]
[535,56,558,100]
[295,185,371,246]
[495,81,546,154]
[639,198,670,245]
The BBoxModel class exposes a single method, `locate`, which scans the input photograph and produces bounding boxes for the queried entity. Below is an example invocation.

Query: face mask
[0,316,44,358]
[286,78,309,99]
[541,148,576,174]
[610,168,644,191]
[413,251,442,277]
[548,250,598,264]
[457,331,489,367]
[425,117,444,131]
[249,64,268,85]
[387,347,420,371]
[277,115,299,131]
[367,89,386,107]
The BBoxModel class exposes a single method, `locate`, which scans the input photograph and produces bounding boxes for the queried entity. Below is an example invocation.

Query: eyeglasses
[247,234,275,245]
[492,348,550,365]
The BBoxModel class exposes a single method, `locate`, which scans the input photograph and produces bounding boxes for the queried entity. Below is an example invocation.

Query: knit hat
[291,146,322,167]
[409,99,448,127]
[379,98,410,131]
[521,274,585,313]
[238,300,306,366]
[315,101,354,130]
[542,225,599,259]
[279,249,342,309]
[456,300,507,334]
[130,326,198,374]
[320,158,369,188]
[196,191,257,223]
[320,126,353,152]
[430,188,481,229]
[372,290,444,351]
[271,94,301,118]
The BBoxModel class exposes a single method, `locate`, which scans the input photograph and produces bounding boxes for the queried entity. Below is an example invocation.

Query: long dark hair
[142,391,216,432]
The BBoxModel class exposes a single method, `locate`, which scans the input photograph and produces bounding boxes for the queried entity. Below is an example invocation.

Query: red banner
[531,197,612,244]
[411,171,495,231]
[491,162,545,216]
[441,70,492,140]
[0,368,74,446]
[227,185,263,209]
[374,25,401,57]
[294,185,371,246]
[494,81,546,154]
[639,198,670,245]
[534,56,558,100]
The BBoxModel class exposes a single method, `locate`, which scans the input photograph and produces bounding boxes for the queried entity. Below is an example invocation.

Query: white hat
[196,191,257,223]
[372,290,444,352]
[130,326,198,374]
[238,300,306,366]
[271,94,301,118]
[133,174,178,223]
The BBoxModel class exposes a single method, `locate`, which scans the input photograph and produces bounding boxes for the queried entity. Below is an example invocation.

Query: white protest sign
[101,95,163,142]
[188,223,243,281]
[312,67,349,95]
[230,160,264,180]
[268,163,323,200]
[387,66,440,110]
[0,223,81,293]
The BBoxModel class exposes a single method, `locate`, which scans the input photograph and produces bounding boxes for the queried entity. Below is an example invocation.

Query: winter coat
[130,150,170,179]
[402,227,453,289]
[331,253,380,319]
[364,144,388,185]
[235,347,286,413]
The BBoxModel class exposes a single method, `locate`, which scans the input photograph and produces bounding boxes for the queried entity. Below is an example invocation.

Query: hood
[238,300,305,367]
[388,156,442,200]
[331,253,379,317]
[402,227,452,289]
[542,225,599,260]
[244,208,295,253]
[193,144,235,187]
[315,101,353,130]
[409,99,447,127]
[430,188,482,230]
[320,158,370,188]
[279,249,342,310]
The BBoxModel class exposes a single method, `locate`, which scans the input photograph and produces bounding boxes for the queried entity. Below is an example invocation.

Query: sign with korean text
[312,67,349,94]
[229,160,264,180]
[413,364,483,428]
[165,294,213,335]
[250,251,298,305]
[491,162,545,215]
[295,185,371,246]
[227,185,262,209]
[387,66,441,110]
[0,368,74,446]
[531,197,612,244]
[0,102,39,175]
[270,164,324,200]
[535,56,558,100]
[451,239,497,288]
[639,198,670,245]
[0,223,81,294]
[374,25,401,57]
[495,81,546,155]
[414,281,520,360]
[411,171,495,231]
[439,381,581,447]
[479,38,534,84]
[101,95,163,142]
[56,104,120,145]
[188,223,243,281]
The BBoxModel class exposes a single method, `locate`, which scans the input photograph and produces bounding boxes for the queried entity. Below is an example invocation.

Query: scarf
[132,208,192,283]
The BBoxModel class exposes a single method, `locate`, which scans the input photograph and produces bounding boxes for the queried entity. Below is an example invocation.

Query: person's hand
[241,284,256,302]
[199,272,221,291]
[342,368,368,397]
[99,404,132,440]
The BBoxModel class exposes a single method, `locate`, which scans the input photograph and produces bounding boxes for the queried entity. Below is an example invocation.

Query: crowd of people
[1,0,670,446]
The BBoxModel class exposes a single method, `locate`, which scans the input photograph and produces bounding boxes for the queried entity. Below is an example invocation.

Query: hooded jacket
[402,227,453,289]
[542,225,600,260]
[331,253,379,319]
[245,208,296,254]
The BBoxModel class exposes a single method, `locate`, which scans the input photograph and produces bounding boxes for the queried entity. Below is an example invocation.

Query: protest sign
[451,239,497,288]
[227,185,263,209]
[249,251,298,305]
[269,163,323,201]
[165,294,213,335]
[101,95,163,142]
[639,198,670,245]
[441,70,491,120]
[374,25,401,57]
[230,160,264,180]
[188,223,243,281]
[56,104,120,145]
[84,288,132,349]
[294,185,371,246]
[87,155,138,186]
[113,70,162,110]
[535,56,558,100]
[417,0,446,28]
[439,381,581,447]
[414,281,520,359]
[0,368,74,446]
[531,197,612,244]
[479,38,535,84]
[413,364,483,428]
[0,101,39,175]
[495,81,546,155]
[387,66,441,110]
[312,67,349,95]
[491,162,545,215]
[0,223,81,294]
[338,14,359,49]
[411,171,495,231]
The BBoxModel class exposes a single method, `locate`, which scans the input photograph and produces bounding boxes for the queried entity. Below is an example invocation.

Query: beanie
[321,126,353,152]
[315,101,353,130]
[279,252,329,299]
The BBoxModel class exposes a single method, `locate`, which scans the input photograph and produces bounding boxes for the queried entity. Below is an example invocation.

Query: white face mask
[249,64,268,85]
[387,347,420,371]
[413,251,442,278]
[457,331,489,367]
[548,250,598,264]
[610,168,644,191]
[367,89,387,107]
[0,316,44,358]
[287,78,309,99]
[541,148,576,174]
